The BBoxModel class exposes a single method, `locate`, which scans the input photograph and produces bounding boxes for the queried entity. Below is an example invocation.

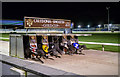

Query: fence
[0,29,64,33]
[78,41,120,51]
[1,29,120,33]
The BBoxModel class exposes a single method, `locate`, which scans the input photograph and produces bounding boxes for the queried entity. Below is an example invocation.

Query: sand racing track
[0,40,118,75]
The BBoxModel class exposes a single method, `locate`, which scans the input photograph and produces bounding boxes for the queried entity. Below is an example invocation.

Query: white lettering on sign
[40,20,52,23]
[34,19,40,23]
[34,19,52,23]
[42,24,59,27]
[53,21,57,23]
[33,19,65,24]
[25,18,71,28]
[53,20,65,24]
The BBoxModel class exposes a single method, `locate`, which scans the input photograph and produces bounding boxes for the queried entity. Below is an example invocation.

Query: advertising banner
[24,17,71,28]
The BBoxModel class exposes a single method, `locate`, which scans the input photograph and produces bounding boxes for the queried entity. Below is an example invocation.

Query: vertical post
[102,45,104,51]
[106,7,110,31]
[5,26,6,33]
[9,35,11,56]
[26,28,28,34]
[25,71,27,77]
[108,8,109,26]
[108,8,109,31]
[48,28,49,33]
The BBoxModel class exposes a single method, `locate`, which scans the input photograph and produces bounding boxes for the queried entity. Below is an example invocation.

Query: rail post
[102,45,104,51]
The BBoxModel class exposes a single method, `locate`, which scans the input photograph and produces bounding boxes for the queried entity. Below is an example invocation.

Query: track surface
[26,50,118,75]
[0,41,118,75]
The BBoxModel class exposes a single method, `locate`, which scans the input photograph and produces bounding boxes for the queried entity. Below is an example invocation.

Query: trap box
[9,33,91,59]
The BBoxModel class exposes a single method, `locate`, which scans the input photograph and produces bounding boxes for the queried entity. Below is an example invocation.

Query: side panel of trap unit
[9,34,24,58]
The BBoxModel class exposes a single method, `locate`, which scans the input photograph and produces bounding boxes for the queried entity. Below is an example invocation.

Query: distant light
[87,25,90,28]
[106,7,110,10]
[98,24,101,28]
[71,22,74,26]
[78,25,81,28]
[71,22,74,28]
[109,24,112,26]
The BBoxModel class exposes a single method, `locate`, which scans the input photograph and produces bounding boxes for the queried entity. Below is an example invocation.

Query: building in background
[104,24,120,31]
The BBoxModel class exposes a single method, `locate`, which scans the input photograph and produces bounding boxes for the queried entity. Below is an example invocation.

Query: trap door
[70,35,75,44]
[59,36,63,50]
[62,35,68,52]
[62,35,67,43]
[48,36,53,49]
[29,36,37,49]
[42,35,49,53]
[36,36,42,49]
[52,36,61,47]
[74,36,78,43]
[52,36,58,43]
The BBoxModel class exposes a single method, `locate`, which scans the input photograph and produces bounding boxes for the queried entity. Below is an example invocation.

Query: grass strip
[80,43,119,52]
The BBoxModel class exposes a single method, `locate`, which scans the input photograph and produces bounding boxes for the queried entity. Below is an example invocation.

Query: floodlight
[109,24,112,26]
[78,25,81,28]
[98,24,101,28]
[87,25,90,28]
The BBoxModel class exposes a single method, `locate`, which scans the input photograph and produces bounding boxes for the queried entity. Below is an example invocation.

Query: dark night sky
[2,2,120,27]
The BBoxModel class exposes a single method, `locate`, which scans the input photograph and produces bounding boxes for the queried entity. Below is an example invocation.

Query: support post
[102,45,104,51]
[26,28,28,34]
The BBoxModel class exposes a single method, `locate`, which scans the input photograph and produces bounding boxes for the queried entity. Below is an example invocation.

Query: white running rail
[78,41,120,51]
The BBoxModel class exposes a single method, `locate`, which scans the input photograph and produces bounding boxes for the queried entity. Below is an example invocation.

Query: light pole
[106,7,110,31]
[5,26,6,33]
